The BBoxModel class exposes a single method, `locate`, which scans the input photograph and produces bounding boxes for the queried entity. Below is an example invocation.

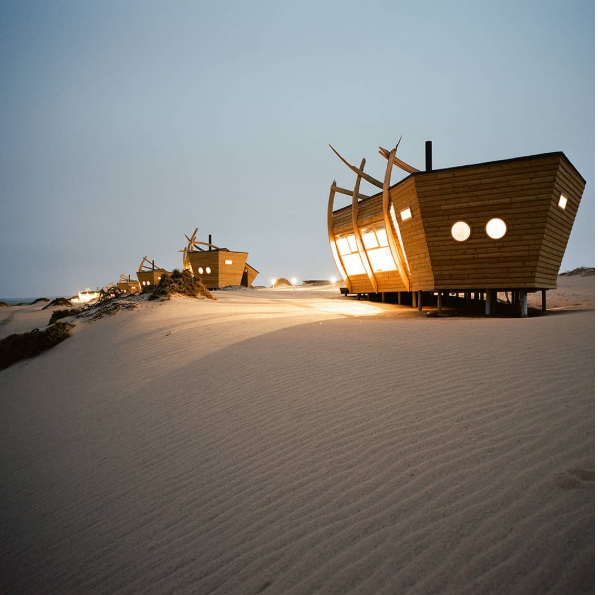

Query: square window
[558,195,568,210]
[361,228,378,249]
[400,207,412,221]
[225,259,233,265]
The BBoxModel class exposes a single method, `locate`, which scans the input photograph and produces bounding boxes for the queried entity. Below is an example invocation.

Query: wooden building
[181,229,259,290]
[116,274,141,295]
[327,141,585,315]
[136,257,170,288]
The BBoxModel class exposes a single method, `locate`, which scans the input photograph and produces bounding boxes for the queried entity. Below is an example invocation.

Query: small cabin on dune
[136,257,171,288]
[327,140,585,316]
[181,229,259,289]
[116,274,141,295]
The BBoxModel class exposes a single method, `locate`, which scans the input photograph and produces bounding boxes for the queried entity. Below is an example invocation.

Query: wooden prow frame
[382,147,411,291]
[329,144,384,189]
[327,181,351,292]
[138,256,167,272]
[379,146,420,174]
[352,159,378,293]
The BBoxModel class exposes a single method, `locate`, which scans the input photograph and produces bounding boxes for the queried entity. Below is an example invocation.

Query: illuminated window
[336,235,350,255]
[225,260,233,265]
[485,218,507,240]
[375,224,389,247]
[347,233,358,253]
[361,228,378,249]
[198,267,204,274]
[558,195,568,210]
[341,253,366,276]
[206,267,211,274]
[367,247,396,272]
[451,221,471,242]
[400,207,412,221]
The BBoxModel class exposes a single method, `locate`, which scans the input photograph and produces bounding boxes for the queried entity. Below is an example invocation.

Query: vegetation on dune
[43,297,73,309]
[0,302,9,308]
[147,269,215,300]
[559,267,594,277]
[32,298,50,304]
[48,308,80,325]
[0,322,73,371]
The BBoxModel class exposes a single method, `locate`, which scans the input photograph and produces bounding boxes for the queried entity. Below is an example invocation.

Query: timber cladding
[187,250,250,289]
[329,151,585,293]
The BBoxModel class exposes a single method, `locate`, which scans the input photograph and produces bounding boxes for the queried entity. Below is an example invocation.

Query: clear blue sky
[0,0,594,297]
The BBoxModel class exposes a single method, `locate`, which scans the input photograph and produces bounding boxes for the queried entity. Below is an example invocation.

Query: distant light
[558,195,568,210]
[291,277,297,285]
[400,207,412,221]
[330,276,337,285]
[486,218,507,240]
[271,278,276,286]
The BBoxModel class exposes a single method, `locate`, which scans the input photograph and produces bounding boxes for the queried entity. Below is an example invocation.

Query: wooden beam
[329,144,384,189]
[327,181,352,292]
[352,159,378,293]
[382,146,411,291]
[334,186,371,201]
[379,147,420,174]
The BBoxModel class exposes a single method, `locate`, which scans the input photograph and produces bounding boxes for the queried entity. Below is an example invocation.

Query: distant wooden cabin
[181,229,259,289]
[136,257,171,288]
[327,142,585,315]
[116,274,141,295]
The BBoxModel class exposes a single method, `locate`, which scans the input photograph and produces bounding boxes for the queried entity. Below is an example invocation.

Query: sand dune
[0,278,593,594]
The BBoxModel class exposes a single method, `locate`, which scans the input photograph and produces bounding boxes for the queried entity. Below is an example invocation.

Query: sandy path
[0,284,593,594]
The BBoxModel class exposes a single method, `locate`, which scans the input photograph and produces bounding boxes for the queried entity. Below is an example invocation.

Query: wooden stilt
[466,291,471,308]
[485,290,491,316]
[412,291,416,308]
[418,290,422,312]
[437,292,442,312]
[521,290,528,318]
[541,289,547,312]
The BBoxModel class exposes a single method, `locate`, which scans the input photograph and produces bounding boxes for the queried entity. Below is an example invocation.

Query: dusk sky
[0,0,594,297]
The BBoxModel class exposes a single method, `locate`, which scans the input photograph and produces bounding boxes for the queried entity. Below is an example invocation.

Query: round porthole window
[198,267,204,275]
[451,221,471,242]
[486,218,507,239]
[206,267,211,274]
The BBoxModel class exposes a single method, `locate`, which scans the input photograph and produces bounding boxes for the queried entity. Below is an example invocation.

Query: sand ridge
[0,279,594,594]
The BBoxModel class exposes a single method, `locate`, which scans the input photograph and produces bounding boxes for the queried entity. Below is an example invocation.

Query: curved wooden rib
[327,181,351,292]
[329,144,384,189]
[138,256,148,272]
[382,147,410,291]
[353,159,378,293]
[379,146,420,174]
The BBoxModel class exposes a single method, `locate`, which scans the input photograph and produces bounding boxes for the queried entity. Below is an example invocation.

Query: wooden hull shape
[330,152,585,291]
[187,250,258,289]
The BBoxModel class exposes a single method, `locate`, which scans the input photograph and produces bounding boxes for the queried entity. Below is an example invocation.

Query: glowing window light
[206,267,211,274]
[451,221,471,242]
[486,218,507,240]
[336,235,350,256]
[367,247,397,272]
[558,195,568,210]
[375,225,389,247]
[198,267,204,274]
[225,259,233,265]
[346,233,358,253]
[400,207,412,221]
[361,228,378,249]
[271,278,276,286]
[341,253,366,276]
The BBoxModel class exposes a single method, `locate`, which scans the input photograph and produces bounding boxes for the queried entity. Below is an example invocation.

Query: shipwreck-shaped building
[327,141,585,314]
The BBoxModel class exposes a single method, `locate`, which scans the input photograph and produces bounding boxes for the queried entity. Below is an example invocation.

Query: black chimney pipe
[209,234,212,250]
[425,141,432,172]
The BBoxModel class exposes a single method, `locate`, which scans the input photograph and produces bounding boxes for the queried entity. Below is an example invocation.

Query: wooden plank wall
[538,156,586,286]
[414,154,564,289]
[389,177,434,291]
[245,264,259,287]
[188,251,221,289]
[218,251,248,288]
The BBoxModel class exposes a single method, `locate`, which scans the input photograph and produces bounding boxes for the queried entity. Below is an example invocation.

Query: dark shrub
[48,308,80,325]
[150,269,215,300]
[43,297,73,309]
[0,322,73,371]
